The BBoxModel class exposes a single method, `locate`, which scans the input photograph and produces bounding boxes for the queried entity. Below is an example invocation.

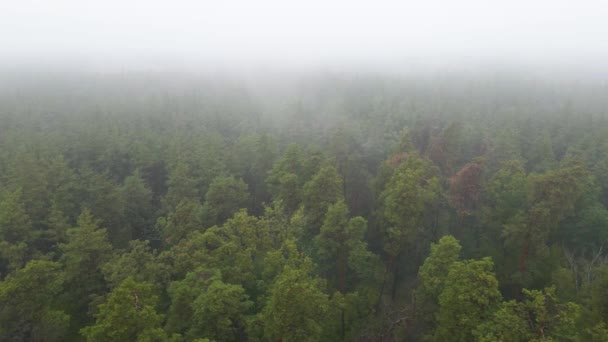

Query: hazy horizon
[3,0,608,74]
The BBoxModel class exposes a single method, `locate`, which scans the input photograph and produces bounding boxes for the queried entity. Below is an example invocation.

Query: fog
[2,0,608,73]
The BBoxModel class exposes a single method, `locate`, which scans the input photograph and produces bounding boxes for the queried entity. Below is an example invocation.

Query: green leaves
[80,278,166,342]
[380,154,440,256]
[435,257,502,342]
[315,200,378,291]
[101,240,169,289]
[60,209,112,279]
[417,235,462,302]
[191,277,252,341]
[3,78,608,342]
[121,169,154,241]
[0,260,69,341]
[474,287,581,341]
[0,189,34,271]
[202,175,250,227]
[0,189,33,245]
[278,172,301,215]
[302,166,343,235]
[158,198,204,246]
[59,209,112,322]
[262,264,329,342]
[166,270,251,341]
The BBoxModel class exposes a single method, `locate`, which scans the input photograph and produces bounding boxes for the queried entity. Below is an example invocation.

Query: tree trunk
[391,259,400,301]
[516,232,531,300]
[376,254,395,311]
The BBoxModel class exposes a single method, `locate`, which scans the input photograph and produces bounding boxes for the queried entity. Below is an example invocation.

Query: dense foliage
[1,71,608,341]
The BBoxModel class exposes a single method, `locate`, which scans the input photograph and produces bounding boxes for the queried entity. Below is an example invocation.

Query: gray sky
[2,0,608,71]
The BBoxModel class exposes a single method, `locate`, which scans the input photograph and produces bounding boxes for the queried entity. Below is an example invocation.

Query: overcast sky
[2,0,608,71]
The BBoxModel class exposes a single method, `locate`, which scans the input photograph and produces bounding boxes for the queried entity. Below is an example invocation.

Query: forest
[1,71,608,341]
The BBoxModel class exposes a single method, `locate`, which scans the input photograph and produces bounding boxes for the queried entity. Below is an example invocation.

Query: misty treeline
[1,72,608,341]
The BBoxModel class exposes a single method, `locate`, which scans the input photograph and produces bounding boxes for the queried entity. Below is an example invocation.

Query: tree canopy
[1,72,608,341]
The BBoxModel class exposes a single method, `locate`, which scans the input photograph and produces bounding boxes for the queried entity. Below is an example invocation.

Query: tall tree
[157,198,204,246]
[0,260,69,342]
[434,257,501,342]
[379,154,440,299]
[101,240,169,289]
[0,189,34,271]
[262,261,329,342]
[121,169,154,241]
[201,175,250,227]
[508,163,588,287]
[163,161,200,212]
[59,209,112,330]
[277,172,302,215]
[75,167,125,247]
[315,200,377,293]
[416,235,462,330]
[474,287,580,341]
[5,152,48,227]
[190,276,252,341]
[267,144,303,198]
[448,158,485,217]
[302,166,343,236]
[80,278,167,342]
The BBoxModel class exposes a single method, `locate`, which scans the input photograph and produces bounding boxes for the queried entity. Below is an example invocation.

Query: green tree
[302,166,343,235]
[262,261,329,342]
[277,172,301,215]
[474,287,581,341]
[416,235,462,330]
[481,160,528,287]
[75,167,125,247]
[484,160,529,227]
[527,129,556,173]
[508,163,588,286]
[42,155,78,233]
[201,175,250,227]
[163,160,201,211]
[0,189,34,271]
[190,276,252,341]
[379,154,441,300]
[229,133,277,214]
[315,200,379,339]
[121,169,154,241]
[157,198,204,246]
[165,270,210,336]
[5,152,48,227]
[59,209,112,328]
[159,231,209,280]
[381,154,440,257]
[101,240,169,289]
[197,210,278,289]
[166,269,252,341]
[267,144,303,197]
[0,260,69,341]
[315,200,377,292]
[42,201,71,250]
[81,278,167,342]
[44,155,78,223]
[434,257,501,342]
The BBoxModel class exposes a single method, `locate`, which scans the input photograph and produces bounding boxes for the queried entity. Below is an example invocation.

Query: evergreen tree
[302,166,343,235]
[121,169,154,240]
[0,189,34,271]
[434,258,501,342]
[262,261,329,342]
[80,278,167,342]
[0,260,69,342]
[59,209,112,330]
[201,175,250,227]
